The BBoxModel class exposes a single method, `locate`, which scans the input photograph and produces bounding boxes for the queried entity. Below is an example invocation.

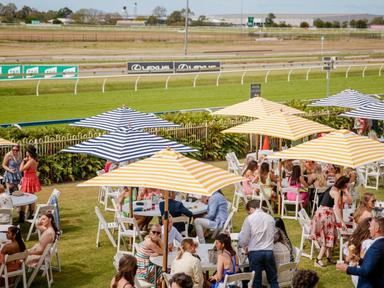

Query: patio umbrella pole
[129,188,133,218]
[255,135,259,160]
[162,190,169,277]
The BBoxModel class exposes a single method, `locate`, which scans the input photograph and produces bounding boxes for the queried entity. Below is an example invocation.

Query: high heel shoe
[314,258,326,268]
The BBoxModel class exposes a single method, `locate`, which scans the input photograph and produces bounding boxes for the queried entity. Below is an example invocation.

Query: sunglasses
[151,231,161,235]
[12,149,19,152]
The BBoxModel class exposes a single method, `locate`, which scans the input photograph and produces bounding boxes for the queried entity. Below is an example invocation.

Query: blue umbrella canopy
[61,127,198,163]
[340,101,384,121]
[70,107,179,131]
[308,89,381,109]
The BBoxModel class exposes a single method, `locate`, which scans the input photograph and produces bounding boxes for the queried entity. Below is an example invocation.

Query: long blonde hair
[314,165,327,188]
[354,193,374,223]
[176,238,195,260]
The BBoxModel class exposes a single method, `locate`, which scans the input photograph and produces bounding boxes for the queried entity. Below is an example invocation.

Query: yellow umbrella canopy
[268,129,384,168]
[213,97,304,118]
[79,148,243,195]
[0,138,16,147]
[222,113,335,141]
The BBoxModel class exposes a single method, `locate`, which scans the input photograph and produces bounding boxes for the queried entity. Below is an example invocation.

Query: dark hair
[275,218,288,238]
[246,199,260,211]
[215,233,236,257]
[243,160,258,176]
[290,165,301,186]
[112,255,137,288]
[170,273,193,288]
[260,162,270,179]
[26,145,37,159]
[8,226,26,252]
[334,176,350,189]
[292,269,319,288]
[43,213,60,240]
[349,217,371,255]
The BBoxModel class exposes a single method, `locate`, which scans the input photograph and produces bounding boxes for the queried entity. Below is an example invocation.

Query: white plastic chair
[311,187,328,217]
[50,239,61,272]
[281,187,303,220]
[95,206,117,248]
[252,184,274,215]
[232,182,248,211]
[298,209,318,259]
[364,163,382,190]
[225,153,243,175]
[27,243,53,288]
[223,271,255,288]
[172,216,190,237]
[104,187,121,212]
[26,205,55,241]
[0,208,13,225]
[162,272,172,288]
[117,217,143,255]
[0,251,27,288]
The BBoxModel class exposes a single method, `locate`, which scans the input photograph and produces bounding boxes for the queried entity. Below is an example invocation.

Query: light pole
[184,0,189,55]
[320,35,324,56]
[241,0,244,29]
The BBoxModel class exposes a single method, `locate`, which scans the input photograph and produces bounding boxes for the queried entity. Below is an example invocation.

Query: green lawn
[24,160,384,288]
[0,73,383,124]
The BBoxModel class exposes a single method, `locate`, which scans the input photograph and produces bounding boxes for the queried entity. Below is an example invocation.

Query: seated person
[171,239,203,288]
[0,185,12,224]
[170,273,194,288]
[242,160,259,196]
[136,224,163,284]
[162,216,183,251]
[257,162,277,201]
[26,213,58,266]
[209,233,239,288]
[110,254,137,288]
[134,187,161,231]
[292,270,319,288]
[286,165,309,207]
[354,193,375,224]
[117,187,132,217]
[0,226,26,272]
[193,190,228,244]
[272,219,293,283]
[159,191,193,233]
[274,218,294,262]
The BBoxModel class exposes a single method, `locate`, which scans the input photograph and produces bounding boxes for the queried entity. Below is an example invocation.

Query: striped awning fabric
[70,107,179,131]
[309,89,381,109]
[0,138,16,147]
[268,129,384,168]
[222,113,335,141]
[79,148,244,196]
[61,127,198,163]
[340,101,384,121]
[212,97,304,118]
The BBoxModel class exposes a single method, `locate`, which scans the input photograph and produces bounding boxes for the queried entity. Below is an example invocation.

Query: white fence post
[102,78,108,93]
[165,75,171,89]
[345,66,352,78]
[74,78,80,95]
[287,69,293,82]
[241,71,247,85]
[362,66,367,78]
[193,74,199,88]
[264,70,270,83]
[36,80,41,96]
[135,76,140,92]
[216,72,222,87]
[306,68,311,81]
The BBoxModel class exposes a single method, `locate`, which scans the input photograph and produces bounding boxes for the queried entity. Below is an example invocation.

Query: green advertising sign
[0,65,23,79]
[23,65,78,79]
[247,16,254,27]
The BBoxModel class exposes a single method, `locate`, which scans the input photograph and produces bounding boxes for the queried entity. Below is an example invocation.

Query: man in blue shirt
[193,190,228,244]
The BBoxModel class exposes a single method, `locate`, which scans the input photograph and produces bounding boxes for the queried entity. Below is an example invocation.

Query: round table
[131,200,207,217]
[11,193,38,207]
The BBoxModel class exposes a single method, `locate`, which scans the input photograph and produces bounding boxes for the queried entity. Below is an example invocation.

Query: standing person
[0,185,13,224]
[354,193,375,224]
[238,199,279,288]
[194,190,228,244]
[311,176,352,268]
[2,144,22,193]
[19,145,41,221]
[171,239,203,288]
[337,216,384,288]
[110,254,137,288]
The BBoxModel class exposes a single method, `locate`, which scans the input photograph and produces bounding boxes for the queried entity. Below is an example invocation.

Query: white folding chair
[298,209,318,259]
[223,271,255,288]
[311,187,327,217]
[264,262,298,288]
[26,205,55,241]
[104,187,121,212]
[172,216,190,237]
[95,206,117,248]
[162,272,172,288]
[27,243,53,288]
[117,217,143,255]
[220,206,237,234]
[232,182,248,211]
[225,153,243,175]
[0,251,27,288]
[47,188,61,203]
[0,208,13,225]
[281,187,303,220]
[364,163,382,190]
[50,239,61,272]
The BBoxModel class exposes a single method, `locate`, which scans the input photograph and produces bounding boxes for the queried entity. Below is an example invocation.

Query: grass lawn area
[24,160,384,288]
[1,73,383,124]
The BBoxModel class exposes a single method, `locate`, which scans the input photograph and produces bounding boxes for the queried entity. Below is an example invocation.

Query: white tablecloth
[11,193,38,207]
[130,200,207,217]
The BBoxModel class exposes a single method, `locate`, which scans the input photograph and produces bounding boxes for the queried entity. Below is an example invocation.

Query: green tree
[166,10,184,25]
[264,12,275,27]
[341,21,348,28]
[355,19,368,28]
[313,18,324,28]
[349,19,357,28]
[332,21,341,28]
[370,16,384,25]
[300,21,309,28]
[323,21,332,28]
[0,3,17,22]
[146,15,158,25]
[57,7,73,18]
[15,5,32,20]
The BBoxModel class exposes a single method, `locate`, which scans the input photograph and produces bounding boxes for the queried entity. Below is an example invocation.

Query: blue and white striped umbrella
[70,107,179,131]
[61,127,198,163]
[308,89,381,109]
[340,101,384,121]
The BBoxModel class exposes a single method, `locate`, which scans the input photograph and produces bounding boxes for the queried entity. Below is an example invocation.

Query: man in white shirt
[162,216,184,251]
[238,199,279,288]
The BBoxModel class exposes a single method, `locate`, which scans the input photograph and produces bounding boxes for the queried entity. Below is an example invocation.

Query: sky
[3,0,384,16]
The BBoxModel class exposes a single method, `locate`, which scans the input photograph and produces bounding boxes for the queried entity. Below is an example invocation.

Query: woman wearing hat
[19,145,41,222]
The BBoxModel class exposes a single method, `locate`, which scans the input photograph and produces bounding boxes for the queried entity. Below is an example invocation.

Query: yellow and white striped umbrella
[79,148,243,196]
[213,97,304,118]
[268,129,384,168]
[222,113,335,141]
[0,138,16,147]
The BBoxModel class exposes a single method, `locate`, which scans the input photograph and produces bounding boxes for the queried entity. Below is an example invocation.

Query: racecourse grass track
[0,72,383,123]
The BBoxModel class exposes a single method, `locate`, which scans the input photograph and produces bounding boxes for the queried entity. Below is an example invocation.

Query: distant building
[47,18,74,25]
